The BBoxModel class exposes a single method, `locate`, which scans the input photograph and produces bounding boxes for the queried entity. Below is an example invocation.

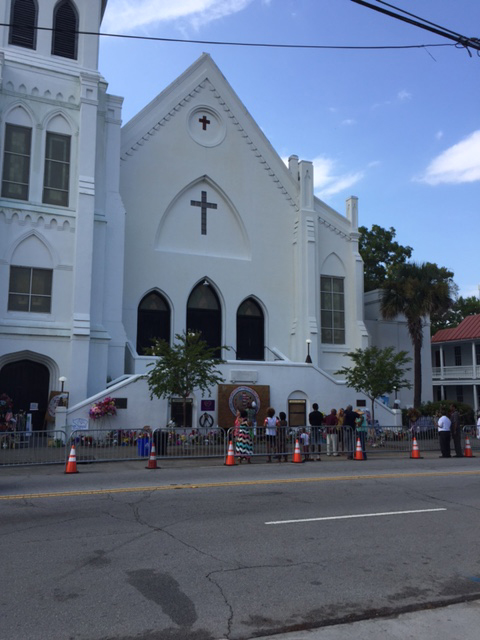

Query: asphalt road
[1,457,480,640]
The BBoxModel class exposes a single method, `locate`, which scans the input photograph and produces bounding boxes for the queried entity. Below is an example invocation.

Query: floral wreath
[89,396,117,420]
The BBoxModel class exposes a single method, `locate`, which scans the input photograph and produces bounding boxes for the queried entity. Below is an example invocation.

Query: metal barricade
[0,430,68,466]
[153,427,227,459]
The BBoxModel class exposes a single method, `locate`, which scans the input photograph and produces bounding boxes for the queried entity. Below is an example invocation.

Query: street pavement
[2,453,480,640]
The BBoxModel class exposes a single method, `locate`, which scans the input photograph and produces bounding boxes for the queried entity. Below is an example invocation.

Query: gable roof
[431,314,480,343]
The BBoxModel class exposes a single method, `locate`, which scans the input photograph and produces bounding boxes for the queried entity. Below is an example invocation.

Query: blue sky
[99,0,480,298]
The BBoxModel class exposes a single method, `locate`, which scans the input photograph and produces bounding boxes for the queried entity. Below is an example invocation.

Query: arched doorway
[236,298,264,360]
[0,360,49,430]
[137,291,171,355]
[187,282,221,357]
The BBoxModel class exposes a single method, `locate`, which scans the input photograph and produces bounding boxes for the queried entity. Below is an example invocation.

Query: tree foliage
[335,346,411,424]
[381,262,455,408]
[358,224,413,292]
[146,331,226,427]
[431,295,480,335]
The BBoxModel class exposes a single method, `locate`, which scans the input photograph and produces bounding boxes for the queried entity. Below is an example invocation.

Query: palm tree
[381,262,454,408]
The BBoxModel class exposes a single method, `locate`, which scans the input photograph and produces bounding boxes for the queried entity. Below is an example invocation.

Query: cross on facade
[190,190,217,235]
[198,115,210,130]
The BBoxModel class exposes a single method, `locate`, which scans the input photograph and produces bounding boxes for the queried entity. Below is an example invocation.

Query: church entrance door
[0,360,50,430]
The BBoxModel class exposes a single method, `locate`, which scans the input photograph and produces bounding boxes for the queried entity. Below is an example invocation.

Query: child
[300,427,310,461]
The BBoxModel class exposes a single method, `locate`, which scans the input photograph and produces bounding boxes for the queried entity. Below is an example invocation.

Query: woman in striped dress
[235,409,253,463]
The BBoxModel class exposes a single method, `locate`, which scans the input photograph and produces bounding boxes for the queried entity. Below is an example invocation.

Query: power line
[0,21,456,52]
[351,0,480,55]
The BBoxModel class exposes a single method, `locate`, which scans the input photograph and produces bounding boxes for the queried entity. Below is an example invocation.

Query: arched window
[52,0,78,60]
[187,282,221,357]
[137,292,171,355]
[236,298,264,361]
[9,0,37,49]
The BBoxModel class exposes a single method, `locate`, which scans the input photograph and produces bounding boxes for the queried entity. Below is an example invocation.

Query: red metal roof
[431,314,480,343]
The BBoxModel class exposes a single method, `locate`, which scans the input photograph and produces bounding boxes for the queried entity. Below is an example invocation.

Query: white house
[431,315,480,414]
[0,0,428,432]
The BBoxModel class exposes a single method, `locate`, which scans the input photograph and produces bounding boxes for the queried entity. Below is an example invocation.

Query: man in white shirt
[438,409,451,458]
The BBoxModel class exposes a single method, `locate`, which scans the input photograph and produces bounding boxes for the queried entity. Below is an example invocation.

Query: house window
[9,0,37,49]
[1,124,32,200]
[434,350,441,368]
[43,132,70,206]
[187,282,221,358]
[321,276,345,344]
[8,266,53,313]
[456,385,464,403]
[454,346,462,366]
[52,0,78,60]
[476,344,480,366]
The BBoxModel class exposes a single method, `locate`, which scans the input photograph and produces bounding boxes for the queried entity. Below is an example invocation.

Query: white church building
[0,0,432,432]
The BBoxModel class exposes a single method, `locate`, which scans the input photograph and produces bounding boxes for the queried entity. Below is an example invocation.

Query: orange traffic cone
[65,444,79,474]
[225,441,236,466]
[292,439,303,463]
[410,437,423,459]
[146,443,158,469]
[354,437,364,461]
[464,437,474,458]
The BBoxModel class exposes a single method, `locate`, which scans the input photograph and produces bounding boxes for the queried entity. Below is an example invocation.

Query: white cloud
[397,89,412,101]
[435,130,444,140]
[281,154,366,198]
[416,130,480,185]
[341,119,356,126]
[312,156,365,198]
[103,0,254,32]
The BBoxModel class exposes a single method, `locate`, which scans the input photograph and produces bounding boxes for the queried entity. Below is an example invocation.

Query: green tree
[146,331,226,428]
[358,224,413,292]
[431,294,480,335]
[335,346,411,425]
[381,262,455,408]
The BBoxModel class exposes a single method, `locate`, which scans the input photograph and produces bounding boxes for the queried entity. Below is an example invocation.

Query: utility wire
[351,0,480,55]
[0,21,455,52]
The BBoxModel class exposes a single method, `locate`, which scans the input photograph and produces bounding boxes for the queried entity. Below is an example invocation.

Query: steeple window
[52,1,78,60]
[9,0,37,50]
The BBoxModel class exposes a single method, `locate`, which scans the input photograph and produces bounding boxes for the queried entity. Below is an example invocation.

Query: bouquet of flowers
[89,396,117,420]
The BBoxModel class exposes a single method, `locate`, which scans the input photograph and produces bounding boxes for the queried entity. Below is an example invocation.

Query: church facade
[0,0,431,432]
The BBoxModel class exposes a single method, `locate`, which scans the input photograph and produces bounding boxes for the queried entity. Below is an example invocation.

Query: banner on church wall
[217,384,270,429]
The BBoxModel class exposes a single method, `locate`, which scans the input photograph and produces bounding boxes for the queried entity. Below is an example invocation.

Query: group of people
[437,403,464,458]
[232,402,368,463]
[309,403,367,460]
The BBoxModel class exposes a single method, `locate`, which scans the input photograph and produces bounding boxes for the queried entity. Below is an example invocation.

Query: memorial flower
[89,396,117,420]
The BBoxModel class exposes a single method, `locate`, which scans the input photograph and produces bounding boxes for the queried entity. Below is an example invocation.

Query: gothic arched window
[9,0,37,50]
[137,292,171,355]
[52,0,78,60]
[187,282,221,358]
[236,298,264,361]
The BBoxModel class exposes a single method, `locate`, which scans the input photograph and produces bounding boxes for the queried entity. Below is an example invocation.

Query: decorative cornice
[317,215,350,240]
[0,207,74,231]
[121,79,299,212]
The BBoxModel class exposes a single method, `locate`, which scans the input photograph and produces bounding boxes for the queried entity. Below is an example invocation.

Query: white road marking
[265,507,447,525]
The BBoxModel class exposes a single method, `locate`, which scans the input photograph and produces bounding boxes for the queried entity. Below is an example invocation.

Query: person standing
[337,408,345,453]
[450,403,463,457]
[324,409,339,456]
[355,411,368,460]
[308,402,324,461]
[264,407,277,463]
[343,405,357,459]
[276,411,288,462]
[235,409,253,463]
[438,409,451,458]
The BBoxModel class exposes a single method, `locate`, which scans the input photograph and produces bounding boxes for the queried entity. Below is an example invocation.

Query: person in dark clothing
[309,403,324,461]
[450,403,463,457]
[343,405,357,459]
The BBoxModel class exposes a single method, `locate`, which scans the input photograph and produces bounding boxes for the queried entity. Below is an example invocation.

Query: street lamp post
[59,376,67,393]
[305,339,312,364]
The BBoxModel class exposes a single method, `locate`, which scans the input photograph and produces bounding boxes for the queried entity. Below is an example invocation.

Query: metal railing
[1,425,479,466]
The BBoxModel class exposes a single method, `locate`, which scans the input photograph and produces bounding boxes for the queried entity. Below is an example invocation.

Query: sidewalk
[251,599,480,640]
